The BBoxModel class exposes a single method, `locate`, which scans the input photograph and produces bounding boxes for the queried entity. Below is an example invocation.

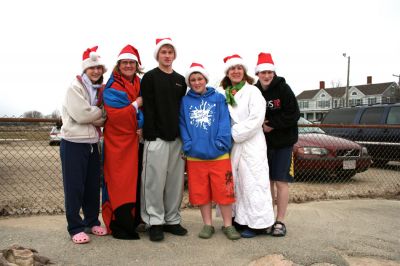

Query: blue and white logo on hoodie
[189,100,216,130]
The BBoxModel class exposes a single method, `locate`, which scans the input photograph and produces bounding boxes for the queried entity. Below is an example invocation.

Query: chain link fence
[0,117,399,216]
[0,117,63,216]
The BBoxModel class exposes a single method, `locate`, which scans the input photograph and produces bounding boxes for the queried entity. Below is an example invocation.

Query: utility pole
[343,53,350,107]
[393,74,400,86]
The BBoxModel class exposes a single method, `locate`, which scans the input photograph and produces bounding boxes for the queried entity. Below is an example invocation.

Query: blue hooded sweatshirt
[179,87,232,160]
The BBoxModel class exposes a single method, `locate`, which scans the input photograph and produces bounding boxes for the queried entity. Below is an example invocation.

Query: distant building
[296,76,400,122]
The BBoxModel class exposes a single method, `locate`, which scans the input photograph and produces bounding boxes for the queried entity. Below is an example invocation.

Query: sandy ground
[0,199,399,266]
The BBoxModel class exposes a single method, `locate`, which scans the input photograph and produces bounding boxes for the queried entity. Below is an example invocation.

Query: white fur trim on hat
[255,63,275,74]
[154,38,177,60]
[185,63,209,86]
[82,51,107,72]
[117,53,139,63]
[223,56,248,74]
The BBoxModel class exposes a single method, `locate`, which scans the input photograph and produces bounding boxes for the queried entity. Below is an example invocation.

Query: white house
[296,76,400,122]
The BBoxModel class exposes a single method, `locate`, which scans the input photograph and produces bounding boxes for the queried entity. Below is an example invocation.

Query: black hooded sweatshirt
[255,76,300,149]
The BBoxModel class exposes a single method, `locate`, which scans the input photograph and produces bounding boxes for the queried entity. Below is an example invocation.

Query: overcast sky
[0,0,399,116]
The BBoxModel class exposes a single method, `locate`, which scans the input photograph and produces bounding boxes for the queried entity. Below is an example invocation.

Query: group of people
[59,37,300,244]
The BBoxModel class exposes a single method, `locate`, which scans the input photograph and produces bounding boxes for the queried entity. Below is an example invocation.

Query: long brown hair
[220,71,255,89]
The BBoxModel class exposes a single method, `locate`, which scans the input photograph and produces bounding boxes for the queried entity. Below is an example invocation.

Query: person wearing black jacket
[254,52,300,237]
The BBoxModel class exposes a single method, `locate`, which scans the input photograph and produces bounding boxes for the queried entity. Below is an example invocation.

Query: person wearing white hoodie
[60,46,107,244]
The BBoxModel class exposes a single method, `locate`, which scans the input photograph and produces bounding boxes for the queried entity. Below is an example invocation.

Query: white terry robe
[218,83,274,229]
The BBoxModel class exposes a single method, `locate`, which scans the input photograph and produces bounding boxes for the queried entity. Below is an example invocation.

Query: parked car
[294,117,371,180]
[49,126,61,146]
[321,103,400,166]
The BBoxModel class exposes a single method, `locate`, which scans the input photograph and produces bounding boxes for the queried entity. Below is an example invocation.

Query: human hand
[93,117,106,127]
[136,128,143,138]
[262,120,273,133]
[135,96,143,107]
[180,151,187,160]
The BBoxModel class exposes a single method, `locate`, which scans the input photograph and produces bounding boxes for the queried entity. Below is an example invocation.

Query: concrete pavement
[0,199,399,266]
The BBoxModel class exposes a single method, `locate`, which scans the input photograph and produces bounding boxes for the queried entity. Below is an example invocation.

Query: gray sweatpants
[141,138,185,225]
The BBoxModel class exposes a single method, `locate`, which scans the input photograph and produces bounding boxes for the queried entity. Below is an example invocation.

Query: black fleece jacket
[255,76,300,149]
[141,67,187,141]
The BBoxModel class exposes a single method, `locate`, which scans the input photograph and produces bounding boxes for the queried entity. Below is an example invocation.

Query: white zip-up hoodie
[61,76,102,143]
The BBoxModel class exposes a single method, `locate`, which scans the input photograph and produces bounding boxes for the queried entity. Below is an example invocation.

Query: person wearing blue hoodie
[179,63,241,240]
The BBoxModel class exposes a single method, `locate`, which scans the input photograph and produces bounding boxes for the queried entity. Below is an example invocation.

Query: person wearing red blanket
[102,44,144,239]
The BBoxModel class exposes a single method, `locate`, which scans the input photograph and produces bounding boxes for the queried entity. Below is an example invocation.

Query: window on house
[317,100,330,108]
[299,101,309,109]
[351,91,357,96]
[320,94,325,98]
[349,99,362,106]
[368,97,376,105]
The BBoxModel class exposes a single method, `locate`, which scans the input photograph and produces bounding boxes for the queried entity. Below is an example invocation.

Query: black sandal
[272,221,286,237]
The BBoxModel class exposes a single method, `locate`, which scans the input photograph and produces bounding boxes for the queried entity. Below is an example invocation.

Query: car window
[322,108,358,124]
[298,117,325,134]
[359,107,384,124]
[387,106,400,124]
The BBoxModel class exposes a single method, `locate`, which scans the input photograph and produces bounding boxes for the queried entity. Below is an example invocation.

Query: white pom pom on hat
[90,52,98,61]
[82,46,107,72]
[255,52,275,74]
[153,37,177,61]
[223,54,248,74]
[185,62,209,86]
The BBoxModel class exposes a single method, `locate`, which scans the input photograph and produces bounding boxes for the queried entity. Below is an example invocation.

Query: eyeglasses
[119,60,136,66]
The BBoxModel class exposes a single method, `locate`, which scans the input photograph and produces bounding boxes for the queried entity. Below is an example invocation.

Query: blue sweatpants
[60,139,101,235]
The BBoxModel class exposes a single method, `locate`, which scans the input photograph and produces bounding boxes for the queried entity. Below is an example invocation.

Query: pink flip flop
[91,226,107,236]
[71,232,90,244]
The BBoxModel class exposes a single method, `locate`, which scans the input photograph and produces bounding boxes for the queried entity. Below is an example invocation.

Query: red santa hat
[255,52,275,74]
[117,44,143,70]
[154,37,177,60]
[185,62,209,86]
[223,54,248,74]
[82,46,107,72]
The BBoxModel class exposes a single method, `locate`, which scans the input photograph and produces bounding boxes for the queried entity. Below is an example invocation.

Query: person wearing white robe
[217,54,274,238]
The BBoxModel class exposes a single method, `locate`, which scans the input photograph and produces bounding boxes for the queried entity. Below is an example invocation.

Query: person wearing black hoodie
[254,52,300,237]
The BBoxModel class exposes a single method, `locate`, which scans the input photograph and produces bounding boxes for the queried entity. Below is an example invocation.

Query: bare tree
[330,80,342,88]
[23,110,43,118]
[50,109,61,119]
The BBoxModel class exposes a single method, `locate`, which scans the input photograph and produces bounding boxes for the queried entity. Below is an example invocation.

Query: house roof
[296,82,395,100]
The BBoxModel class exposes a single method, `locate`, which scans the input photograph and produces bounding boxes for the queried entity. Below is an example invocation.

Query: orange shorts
[186,158,235,205]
